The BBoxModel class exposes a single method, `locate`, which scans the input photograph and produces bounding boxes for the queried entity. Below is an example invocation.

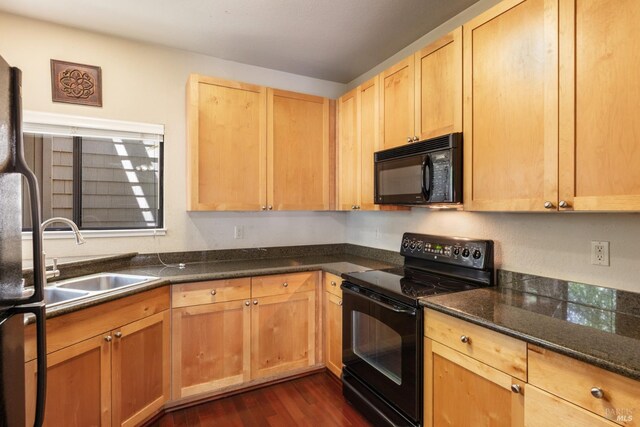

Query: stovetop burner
[342,233,494,307]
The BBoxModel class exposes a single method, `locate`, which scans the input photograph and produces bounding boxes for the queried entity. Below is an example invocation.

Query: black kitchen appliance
[374,133,462,206]
[0,54,47,427]
[341,232,493,426]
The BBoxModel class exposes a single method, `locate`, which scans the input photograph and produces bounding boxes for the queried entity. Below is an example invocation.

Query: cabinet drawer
[424,309,527,380]
[172,278,251,308]
[251,272,318,298]
[323,273,342,298]
[528,345,639,426]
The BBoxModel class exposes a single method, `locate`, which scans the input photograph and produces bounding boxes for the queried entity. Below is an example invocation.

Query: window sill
[22,228,167,240]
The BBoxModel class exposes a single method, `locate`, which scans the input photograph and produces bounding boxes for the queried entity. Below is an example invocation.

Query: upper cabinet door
[559,0,640,211]
[415,27,463,140]
[463,0,559,211]
[358,76,381,211]
[187,75,267,211]
[380,56,415,149]
[267,89,330,210]
[337,88,360,210]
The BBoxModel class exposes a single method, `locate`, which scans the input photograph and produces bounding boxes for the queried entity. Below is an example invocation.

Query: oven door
[374,153,430,205]
[342,284,421,422]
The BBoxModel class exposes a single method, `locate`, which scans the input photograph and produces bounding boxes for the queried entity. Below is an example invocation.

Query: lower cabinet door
[172,300,251,399]
[111,310,170,427]
[425,338,524,427]
[29,334,111,427]
[324,291,343,377]
[251,290,316,379]
[525,385,619,427]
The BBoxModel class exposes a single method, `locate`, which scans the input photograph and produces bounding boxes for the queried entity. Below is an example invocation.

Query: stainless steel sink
[44,287,90,306]
[55,273,153,292]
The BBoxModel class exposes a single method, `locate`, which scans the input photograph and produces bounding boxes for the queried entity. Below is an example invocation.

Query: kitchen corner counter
[421,285,640,381]
[37,251,397,321]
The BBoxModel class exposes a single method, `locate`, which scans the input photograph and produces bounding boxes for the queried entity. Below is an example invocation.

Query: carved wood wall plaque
[51,59,102,107]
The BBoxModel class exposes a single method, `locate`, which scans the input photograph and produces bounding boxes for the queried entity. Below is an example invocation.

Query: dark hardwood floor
[151,373,372,427]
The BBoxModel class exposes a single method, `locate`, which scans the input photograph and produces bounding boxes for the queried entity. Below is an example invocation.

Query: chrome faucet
[40,217,85,280]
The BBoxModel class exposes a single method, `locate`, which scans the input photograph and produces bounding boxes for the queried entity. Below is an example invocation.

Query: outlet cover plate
[591,241,610,266]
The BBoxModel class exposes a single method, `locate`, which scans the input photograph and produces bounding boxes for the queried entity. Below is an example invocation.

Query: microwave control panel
[400,233,493,270]
[429,150,452,202]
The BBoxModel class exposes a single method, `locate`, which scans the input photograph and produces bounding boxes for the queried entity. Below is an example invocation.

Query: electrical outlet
[234,225,244,239]
[591,241,609,266]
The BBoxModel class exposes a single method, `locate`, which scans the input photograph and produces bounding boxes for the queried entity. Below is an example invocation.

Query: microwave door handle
[421,155,431,201]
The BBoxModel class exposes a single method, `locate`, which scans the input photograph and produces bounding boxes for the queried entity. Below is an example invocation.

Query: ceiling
[0,0,479,83]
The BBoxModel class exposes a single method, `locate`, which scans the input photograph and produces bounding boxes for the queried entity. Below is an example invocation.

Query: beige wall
[0,12,347,260]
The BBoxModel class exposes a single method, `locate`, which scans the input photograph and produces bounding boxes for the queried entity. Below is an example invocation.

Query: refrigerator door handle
[5,67,45,306]
[12,304,47,427]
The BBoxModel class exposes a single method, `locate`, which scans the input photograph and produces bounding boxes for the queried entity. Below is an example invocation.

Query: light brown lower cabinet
[171,272,319,401]
[323,272,343,378]
[424,338,525,427]
[25,310,170,427]
[172,300,251,399]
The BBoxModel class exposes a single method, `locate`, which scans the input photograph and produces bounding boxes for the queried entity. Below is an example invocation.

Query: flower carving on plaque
[51,59,102,107]
[59,69,95,99]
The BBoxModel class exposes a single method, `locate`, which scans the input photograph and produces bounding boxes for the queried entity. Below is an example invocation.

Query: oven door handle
[343,287,417,316]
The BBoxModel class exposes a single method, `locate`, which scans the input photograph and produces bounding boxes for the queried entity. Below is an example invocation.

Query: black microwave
[374,133,462,205]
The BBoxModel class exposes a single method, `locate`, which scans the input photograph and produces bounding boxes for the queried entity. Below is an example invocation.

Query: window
[22,112,164,231]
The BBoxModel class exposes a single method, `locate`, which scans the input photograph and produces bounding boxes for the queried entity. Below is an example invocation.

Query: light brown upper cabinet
[379,29,462,150]
[558,0,640,211]
[463,0,559,211]
[187,75,267,211]
[380,56,416,149]
[336,77,381,211]
[268,89,331,210]
[414,27,463,141]
[187,75,332,211]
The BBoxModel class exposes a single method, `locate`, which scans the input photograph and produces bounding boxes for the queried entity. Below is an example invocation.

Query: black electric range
[341,233,494,427]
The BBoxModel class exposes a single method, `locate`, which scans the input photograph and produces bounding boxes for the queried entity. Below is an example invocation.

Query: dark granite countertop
[421,284,640,381]
[36,252,396,320]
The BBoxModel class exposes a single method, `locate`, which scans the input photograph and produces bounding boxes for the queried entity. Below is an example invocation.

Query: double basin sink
[44,273,155,307]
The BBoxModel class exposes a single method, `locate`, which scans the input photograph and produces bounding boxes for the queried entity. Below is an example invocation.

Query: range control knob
[462,248,470,258]
[416,242,424,251]
[402,239,410,249]
[409,241,417,250]
[472,249,482,260]
[453,247,461,256]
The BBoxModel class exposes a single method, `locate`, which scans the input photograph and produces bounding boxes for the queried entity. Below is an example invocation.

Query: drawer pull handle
[338,300,343,306]
[245,301,250,306]
[460,335,470,344]
[590,387,604,399]
[511,384,521,394]
[331,281,337,287]
[282,282,288,288]
[104,335,112,342]
[210,289,217,296]
[114,332,122,338]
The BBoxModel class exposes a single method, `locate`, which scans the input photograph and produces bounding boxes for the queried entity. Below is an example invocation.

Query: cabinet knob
[282,282,288,288]
[544,201,554,209]
[253,300,258,305]
[460,335,470,344]
[590,387,604,399]
[559,200,570,208]
[331,281,337,287]
[338,300,343,306]
[352,205,356,210]
[268,205,273,210]
[511,384,521,394]
[407,137,413,143]
[356,206,361,210]
[104,335,113,342]
[413,136,419,142]
[210,289,217,296]
[245,301,251,306]
[114,332,122,338]
[261,206,267,211]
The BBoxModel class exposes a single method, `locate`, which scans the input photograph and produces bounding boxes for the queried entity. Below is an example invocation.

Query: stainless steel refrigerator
[0,54,47,427]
